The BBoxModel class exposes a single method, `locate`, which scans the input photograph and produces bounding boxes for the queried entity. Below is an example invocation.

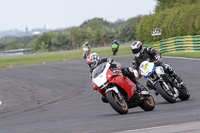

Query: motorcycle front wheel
[155,82,176,103]
[106,90,128,114]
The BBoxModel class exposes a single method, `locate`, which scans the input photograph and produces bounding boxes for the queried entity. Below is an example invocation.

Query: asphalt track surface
[0,55,200,133]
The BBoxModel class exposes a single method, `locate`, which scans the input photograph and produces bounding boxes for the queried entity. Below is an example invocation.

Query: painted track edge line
[113,125,174,133]
[163,56,200,61]
[113,121,200,133]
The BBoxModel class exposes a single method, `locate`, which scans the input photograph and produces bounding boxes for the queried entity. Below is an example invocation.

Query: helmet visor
[132,46,142,54]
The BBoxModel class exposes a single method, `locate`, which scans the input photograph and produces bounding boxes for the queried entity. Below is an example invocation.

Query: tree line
[137,0,200,43]
[0,16,142,52]
[33,17,142,52]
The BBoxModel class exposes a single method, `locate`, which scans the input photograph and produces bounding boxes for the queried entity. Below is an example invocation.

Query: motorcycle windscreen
[92,63,111,87]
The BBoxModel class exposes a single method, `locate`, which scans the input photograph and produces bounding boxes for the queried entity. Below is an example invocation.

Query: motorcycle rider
[130,41,183,86]
[112,40,119,52]
[82,41,91,52]
[87,53,146,103]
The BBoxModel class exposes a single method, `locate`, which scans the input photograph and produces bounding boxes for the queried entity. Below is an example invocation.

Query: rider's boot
[136,82,146,92]
[146,80,154,90]
[170,72,183,84]
[175,75,183,84]
[146,80,159,95]
[167,66,183,84]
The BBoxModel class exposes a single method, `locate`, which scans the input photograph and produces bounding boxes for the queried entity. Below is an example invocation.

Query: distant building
[0,49,32,56]
[32,31,41,35]
[25,26,29,36]
[44,23,49,30]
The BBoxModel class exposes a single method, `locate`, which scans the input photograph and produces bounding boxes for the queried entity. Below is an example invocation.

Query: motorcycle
[139,60,190,103]
[92,61,155,114]
[112,43,118,55]
[82,47,90,59]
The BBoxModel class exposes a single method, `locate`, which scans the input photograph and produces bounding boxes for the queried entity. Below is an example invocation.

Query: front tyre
[140,95,155,111]
[155,82,176,103]
[106,90,128,114]
[83,53,87,59]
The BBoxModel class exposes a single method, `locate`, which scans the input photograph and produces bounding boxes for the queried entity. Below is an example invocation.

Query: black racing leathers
[132,47,161,71]
[132,47,177,78]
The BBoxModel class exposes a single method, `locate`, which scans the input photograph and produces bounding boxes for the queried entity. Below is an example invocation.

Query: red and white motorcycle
[92,61,155,114]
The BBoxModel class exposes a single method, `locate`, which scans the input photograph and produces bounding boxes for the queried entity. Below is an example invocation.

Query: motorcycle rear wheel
[179,85,190,100]
[83,52,89,59]
[106,90,128,114]
[112,49,117,55]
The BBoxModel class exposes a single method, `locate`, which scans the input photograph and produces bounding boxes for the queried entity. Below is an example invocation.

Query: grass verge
[0,42,200,69]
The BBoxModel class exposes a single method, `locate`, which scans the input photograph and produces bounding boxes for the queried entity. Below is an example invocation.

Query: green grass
[0,42,200,69]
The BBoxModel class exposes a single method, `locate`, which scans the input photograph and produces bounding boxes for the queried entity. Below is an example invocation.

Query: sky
[0,0,157,32]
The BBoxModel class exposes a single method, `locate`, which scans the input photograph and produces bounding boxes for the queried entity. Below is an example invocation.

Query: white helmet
[131,41,144,57]
[86,53,100,69]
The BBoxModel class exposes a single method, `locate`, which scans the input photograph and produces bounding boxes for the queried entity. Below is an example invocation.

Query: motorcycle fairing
[108,75,137,98]
[92,63,111,87]
[144,67,156,79]
[139,61,154,76]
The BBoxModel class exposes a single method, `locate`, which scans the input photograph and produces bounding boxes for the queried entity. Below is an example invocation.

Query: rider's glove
[155,53,161,61]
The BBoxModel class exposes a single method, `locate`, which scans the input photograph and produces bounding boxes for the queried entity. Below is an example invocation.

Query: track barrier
[144,35,200,53]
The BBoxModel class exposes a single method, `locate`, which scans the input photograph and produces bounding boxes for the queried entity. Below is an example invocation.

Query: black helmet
[131,41,144,57]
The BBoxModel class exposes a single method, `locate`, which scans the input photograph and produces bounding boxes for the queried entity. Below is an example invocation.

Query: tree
[116,15,142,42]
[155,0,200,13]
[33,32,57,51]
[137,3,200,42]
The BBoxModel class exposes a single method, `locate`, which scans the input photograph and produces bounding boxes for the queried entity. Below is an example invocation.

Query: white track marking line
[113,121,200,133]
[114,125,174,133]
[163,56,200,61]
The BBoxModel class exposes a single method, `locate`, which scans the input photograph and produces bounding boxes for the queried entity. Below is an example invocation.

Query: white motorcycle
[139,61,190,103]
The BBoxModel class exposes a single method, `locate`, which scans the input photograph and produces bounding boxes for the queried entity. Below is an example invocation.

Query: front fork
[105,86,123,101]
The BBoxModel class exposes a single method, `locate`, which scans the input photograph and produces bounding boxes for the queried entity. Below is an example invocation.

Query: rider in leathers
[82,41,91,52]
[112,40,120,52]
[131,41,183,88]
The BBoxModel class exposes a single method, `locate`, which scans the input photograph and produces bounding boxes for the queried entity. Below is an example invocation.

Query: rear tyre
[140,95,155,111]
[179,85,190,100]
[113,51,116,55]
[106,90,128,114]
[155,82,176,103]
